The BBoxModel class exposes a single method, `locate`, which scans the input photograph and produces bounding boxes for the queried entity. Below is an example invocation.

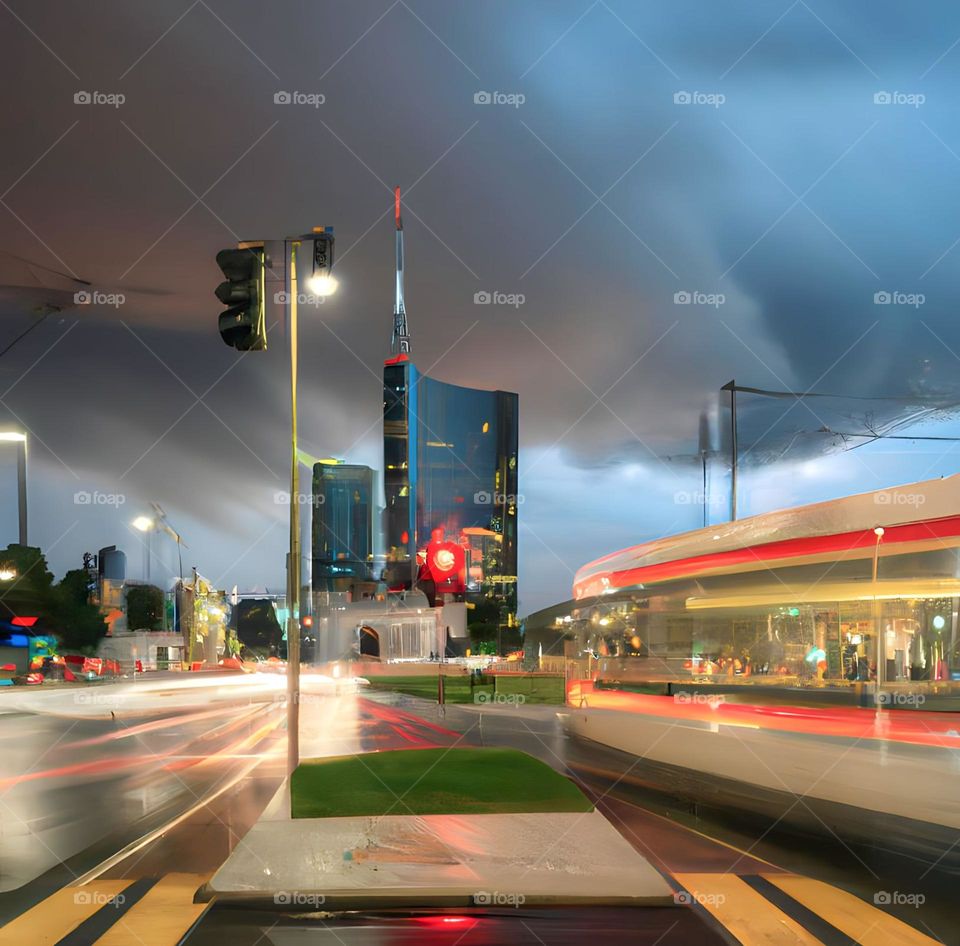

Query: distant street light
[131,504,186,586]
[0,430,27,545]
[0,567,16,581]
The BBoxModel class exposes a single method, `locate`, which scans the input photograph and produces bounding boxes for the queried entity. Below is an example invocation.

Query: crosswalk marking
[92,873,211,946]
[765,874,941,946]
[673,872,823,945]
[0,881,134,946]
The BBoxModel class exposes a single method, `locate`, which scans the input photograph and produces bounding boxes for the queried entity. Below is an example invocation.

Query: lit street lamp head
[307,273,338,297]
[0,431,26,442]
[132,515,155,532]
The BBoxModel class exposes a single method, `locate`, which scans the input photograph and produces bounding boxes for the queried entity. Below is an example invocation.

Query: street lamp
[284,228,336,778]
[0,430,27,546]
[131,505,186,586]
[0,567,16,581]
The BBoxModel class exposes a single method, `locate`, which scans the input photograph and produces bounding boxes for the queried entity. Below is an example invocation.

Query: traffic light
[215,245,266,351]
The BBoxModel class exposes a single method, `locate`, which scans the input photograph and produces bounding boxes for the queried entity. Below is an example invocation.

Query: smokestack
[391,186,411,359]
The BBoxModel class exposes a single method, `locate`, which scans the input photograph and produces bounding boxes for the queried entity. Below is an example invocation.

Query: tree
[126,585,164,631]
[0,547,107,654]
[236,599,282,656]
[51,569,107,653]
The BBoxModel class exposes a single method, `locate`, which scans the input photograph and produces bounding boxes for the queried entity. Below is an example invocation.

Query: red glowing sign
[423,537,465,594]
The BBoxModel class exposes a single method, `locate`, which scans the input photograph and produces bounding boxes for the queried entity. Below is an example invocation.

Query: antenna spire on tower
[391,185,411,360]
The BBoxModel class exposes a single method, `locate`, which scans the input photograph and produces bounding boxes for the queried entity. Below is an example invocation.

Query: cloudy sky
[2,1,960,614]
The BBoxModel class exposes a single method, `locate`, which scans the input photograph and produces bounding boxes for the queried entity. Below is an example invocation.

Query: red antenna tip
[394,186,401,229]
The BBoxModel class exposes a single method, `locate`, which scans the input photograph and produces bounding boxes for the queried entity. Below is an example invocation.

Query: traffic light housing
[216,245,266,351]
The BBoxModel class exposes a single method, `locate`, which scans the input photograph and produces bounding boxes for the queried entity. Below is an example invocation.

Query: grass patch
[291,747,593,819]
[363,674,487,703]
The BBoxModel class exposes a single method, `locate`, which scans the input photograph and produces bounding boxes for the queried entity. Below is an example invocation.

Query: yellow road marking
[766,874,940,946]
[94,873,211,946]
[0,880,133,946]
[673,872,822,945]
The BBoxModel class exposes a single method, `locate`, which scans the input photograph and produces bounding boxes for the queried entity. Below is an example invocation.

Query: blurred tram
[535,476,960,868]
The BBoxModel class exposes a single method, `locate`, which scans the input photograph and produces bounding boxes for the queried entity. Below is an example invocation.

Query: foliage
[236,599,283,655]
[126,584,164,631]
[0,547,107,654]
[50,570,107,653]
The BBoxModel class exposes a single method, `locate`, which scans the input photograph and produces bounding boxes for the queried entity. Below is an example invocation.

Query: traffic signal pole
[286,240,302,777]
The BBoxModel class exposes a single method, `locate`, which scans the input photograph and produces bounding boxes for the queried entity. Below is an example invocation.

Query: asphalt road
[1,678,956,945]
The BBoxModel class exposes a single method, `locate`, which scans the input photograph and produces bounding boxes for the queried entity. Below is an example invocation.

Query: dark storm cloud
[2,1,960,613]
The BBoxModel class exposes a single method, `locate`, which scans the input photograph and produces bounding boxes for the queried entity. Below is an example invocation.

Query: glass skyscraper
[383,360,519,618]
[311,462,375,592]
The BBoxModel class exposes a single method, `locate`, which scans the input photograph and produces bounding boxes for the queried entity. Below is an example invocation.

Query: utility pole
[721,380,738,521]
[286,240,302,778]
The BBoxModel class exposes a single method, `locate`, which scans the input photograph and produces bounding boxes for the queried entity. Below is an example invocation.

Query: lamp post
[0,431,27,545]
[285,230,337,778]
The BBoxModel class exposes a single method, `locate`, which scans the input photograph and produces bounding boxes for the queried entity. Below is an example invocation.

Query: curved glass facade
[383,361,518,618]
